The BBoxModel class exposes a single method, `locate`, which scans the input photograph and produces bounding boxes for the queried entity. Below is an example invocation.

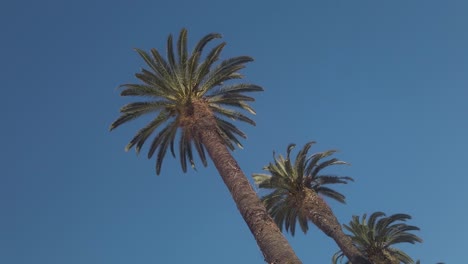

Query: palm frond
[304,149,336,176]
[209,83,263,95]
[294,142,315,182]
[177,28,188,66]
[192,32,222,54]
[217,123,244,150]
[178,128,193,172]
[125,112,170,153]
[149,48,175,87]
[215,117,247,139]
[209,104,256,125]
[199,56,253,93]
[111,109,164,131]
[252,173,272,187]
[119,101,173,114]
[119,84,166,97]
[316,186,346,203]
[193,42,226,91]
[314,175,354,186]
[166,34,177,72]
[193,137,207,167]
[208,94,256,114]
[311,157,348,178]
[154,121,178,174]
[134,48,160,74]
[332,250,349,264]
[135,69,176,95]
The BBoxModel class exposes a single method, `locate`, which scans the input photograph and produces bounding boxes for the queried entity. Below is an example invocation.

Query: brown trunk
[367,249,399,264]
[301,189,370,264]
[190,100,301,264]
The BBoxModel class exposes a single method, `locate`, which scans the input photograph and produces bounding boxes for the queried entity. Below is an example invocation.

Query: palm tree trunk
[192,102,301,264]
[302,188,370,264]
[368,250,399,264]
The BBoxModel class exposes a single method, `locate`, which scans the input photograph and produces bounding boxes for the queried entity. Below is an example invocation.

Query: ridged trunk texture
[367,249,399,264]
[191,100,301,264]
[301,188,370,264]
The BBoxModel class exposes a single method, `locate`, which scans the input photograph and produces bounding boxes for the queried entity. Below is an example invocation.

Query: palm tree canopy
[333,212,423,264]
[253,141,353,235]
[110,28,263,174]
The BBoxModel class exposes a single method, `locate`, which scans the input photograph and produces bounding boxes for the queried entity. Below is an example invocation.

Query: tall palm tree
[253,142,370,264]
[110,28,301,264]
[332,212,423,264]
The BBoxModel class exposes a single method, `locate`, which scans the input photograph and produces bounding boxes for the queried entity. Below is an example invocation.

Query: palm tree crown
[253,141,353,235]
[110,28,262,174]
[333,212,423,264]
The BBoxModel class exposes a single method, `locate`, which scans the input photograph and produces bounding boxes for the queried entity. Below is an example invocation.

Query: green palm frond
[315,186,347,203]
[252,142,353,235]
[333,212,423,264]
[111,28,262,174]
[332,250,350,264]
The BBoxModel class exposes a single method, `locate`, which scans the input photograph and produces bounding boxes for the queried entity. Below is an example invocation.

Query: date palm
[253,142,369,264]
[110,29,301,263]
[332,212,423,264]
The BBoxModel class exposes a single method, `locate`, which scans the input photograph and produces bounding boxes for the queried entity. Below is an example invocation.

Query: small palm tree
[253,142,369,264]
[332,212,423,264]
[110,28,301,263]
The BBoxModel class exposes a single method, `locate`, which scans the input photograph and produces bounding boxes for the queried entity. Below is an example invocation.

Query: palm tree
[110,28,301,264]
[253,142,370,264]
[332,212,423,264]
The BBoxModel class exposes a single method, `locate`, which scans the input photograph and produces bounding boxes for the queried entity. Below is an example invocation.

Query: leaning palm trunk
[192,100,301,264]
[301,188,368,264]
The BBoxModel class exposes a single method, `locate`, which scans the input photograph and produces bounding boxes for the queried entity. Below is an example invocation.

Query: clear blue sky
[2,0,466,263]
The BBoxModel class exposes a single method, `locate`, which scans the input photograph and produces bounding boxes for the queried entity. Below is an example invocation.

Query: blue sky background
[2,0,466,263]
